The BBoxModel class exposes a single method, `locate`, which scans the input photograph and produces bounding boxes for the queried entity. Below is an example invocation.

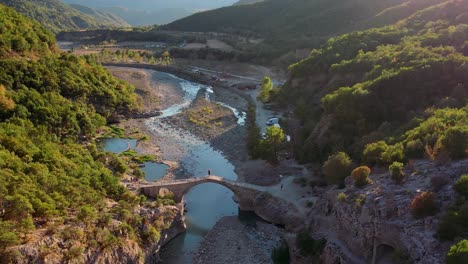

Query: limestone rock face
[308,159,468,264]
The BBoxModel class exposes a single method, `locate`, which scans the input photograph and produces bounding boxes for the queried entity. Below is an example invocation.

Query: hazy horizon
[63,0,238,11]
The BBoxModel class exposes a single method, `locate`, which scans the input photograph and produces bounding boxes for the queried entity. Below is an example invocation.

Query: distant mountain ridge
[61,0,238,26]
[62,0,237,11]
[233,0,264,5]
[0,0,129,33]
[69,4,129,26]
[164,0,450,56]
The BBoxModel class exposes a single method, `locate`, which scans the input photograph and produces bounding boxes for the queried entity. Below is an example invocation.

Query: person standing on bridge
[208,169,211,176]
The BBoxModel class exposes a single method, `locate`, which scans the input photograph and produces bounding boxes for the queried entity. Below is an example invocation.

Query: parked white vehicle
[266,117,279,126]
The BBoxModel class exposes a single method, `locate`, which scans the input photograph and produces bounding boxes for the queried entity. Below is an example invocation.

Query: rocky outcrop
[9,203,186,264]
[307,159,468,264]
[144,204,187,263]
[251,192,305,232]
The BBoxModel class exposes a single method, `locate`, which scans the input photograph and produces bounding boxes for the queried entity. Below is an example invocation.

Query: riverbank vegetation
[88,49,172,66]
[0,5,174,261]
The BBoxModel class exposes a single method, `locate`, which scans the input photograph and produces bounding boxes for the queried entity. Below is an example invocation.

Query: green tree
[363,141,388,165]
[322,152,353,185]
[257,76,274,103]
[263,125,285,163]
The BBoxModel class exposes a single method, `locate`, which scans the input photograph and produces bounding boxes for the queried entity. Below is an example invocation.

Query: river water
[105,68,246,263]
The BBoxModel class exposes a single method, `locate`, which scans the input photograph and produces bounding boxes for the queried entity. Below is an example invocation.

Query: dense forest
[0,5,171,261]
[0,0,129,33]
[164,0,445,57]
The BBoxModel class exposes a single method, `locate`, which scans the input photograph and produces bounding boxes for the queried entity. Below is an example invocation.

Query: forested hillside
[276,0,467,165]
[0,5,172,261]
[69,4,130,27]
[0,0,129,33]
[164,0,444,56]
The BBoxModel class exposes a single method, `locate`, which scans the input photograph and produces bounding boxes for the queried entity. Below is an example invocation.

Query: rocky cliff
[306,159,468,264]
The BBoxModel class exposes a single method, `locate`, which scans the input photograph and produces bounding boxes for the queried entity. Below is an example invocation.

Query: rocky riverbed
[193,216,284,264]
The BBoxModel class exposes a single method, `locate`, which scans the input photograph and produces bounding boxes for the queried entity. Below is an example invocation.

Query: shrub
[442,126,468,160]
[382,143,405,164]
[437,204,468,241]
[363,141,388,165]
[296,232,326,257]
[454,175,468,198]
[430,175,449,192]
[78,205,97,223]
[143,226,161,243]
[337,192,347,202]
[272,241,290,264]
[446,240,468,264]
[389,162,405,184]
[405,139,424,159]
[64,246,84,262]
[411,192,438,218]
[322,152,353,185]
[0,230,19,252]
[354,194,366,208]
[351,166,371,188]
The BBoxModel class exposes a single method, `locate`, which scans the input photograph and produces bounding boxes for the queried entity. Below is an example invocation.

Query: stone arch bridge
[139,176,268,211]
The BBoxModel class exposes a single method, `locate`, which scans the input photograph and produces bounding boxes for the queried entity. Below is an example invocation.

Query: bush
[363,141,388,165]
[337,192,347,202]
[411,192,438,218]
[143,226,161,243]
[405,139,424,159]
[272,241,290,264]
[442,126,468,160]
[437,204,468,241]
[322,152,353,185]
[78,205,97,223]
[296,232,326,257]
[454,175,468,198]
[0,230,19,252]
[446,240,468,264]
[351,166,371,188]
[389,162,405,184]
[382,143,405,164]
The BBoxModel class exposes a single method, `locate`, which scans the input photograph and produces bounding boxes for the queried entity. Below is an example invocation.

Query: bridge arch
[140,176,265,211]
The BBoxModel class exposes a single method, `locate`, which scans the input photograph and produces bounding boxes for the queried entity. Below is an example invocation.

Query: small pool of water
[142,162,169,182]
[102,138,137,154]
